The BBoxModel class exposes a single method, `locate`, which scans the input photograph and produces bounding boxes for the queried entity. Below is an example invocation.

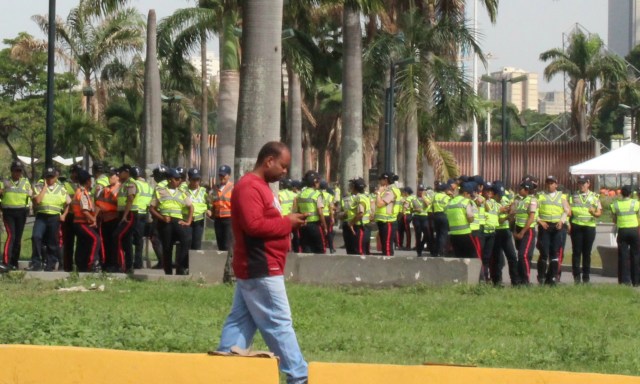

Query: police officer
[130,165,153,268]
[31,167,71,271]
[61,164,80,271]
[91,162,110,196]
[114,164,138,273]
[611,185,640,286]
[431,182,451,257]
[320,181,335,253]
[149,165,168,268]
[569,175,602,284]
[375,172,397,256]
[72,170,100,272]
[481,182,499,282]
[150,168,193,275]
[339,180,355,254]
[510,181,538,285]
[278,178,297,250]
[297,171,326,253]
[212,165,234,251]
[1,160,32,270]
[95,167,120,272]
[492,181,518,285]
[536,175,571,285]
[345,178,371,255]
[411,184,430,257]
[444,182,478,258]
[186,168,209,250]
[398,187,415,250]
[290,179,303,253]
[176,166,188,190]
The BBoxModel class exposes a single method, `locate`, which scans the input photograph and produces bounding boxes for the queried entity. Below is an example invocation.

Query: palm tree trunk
[287,66,303,180]
[200,31,210,183]
[235,0,283,179]
[339,5,364,190]
[396,121,405,183]
[216,69,239,179]
[404,101,418,189]
[143,9,162,169]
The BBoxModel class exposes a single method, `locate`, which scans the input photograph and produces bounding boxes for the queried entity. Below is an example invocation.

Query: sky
[0,0,609,93]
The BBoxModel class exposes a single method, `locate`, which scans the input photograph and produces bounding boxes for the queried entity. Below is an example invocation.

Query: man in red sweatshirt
[217,141,308,384]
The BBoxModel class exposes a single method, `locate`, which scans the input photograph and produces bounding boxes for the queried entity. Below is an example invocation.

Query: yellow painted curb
[0,344,279,384]
[309,361,640,384]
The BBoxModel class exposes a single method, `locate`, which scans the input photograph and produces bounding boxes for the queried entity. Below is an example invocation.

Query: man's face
[578,181,589,192]
[189,178,201,189]
[546,181,557,192]
[11,168,22,180]
[265,149,290,183]
[45,176,57,186]
[109,173,119,185]
[118,170,129,182]
[219,174,230,184]
[169,177,182,188]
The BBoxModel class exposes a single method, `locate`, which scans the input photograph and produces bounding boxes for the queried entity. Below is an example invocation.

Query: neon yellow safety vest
[570,192,598,227]
[404,195,416,214]
[357,193,371,225]
[611,199,639,229]
[445,195,472,235]
[413,195,430,217]
[497,195,511,230]
[431,192,450,213]
[375,189,396,222]
[322,191,333,216]
[117,179,136,211]
[484,199,499,233]
[64,181,76,196]
[36,184,67,215]
[391,186,403,217]
[158,188,189,219]
[132,179,153,214]
[1,178,31,208]
[278,189,296,216]
[297,188,321,223]
[91,175,110,196]
[538,192,565,223]
[515,196,536,228]
[470,200,481,231]
[342,195,353,223]
[186,186,208,221]
[158,180,168,188]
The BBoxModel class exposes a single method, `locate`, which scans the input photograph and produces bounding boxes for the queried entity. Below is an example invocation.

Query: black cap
[107,166,118,176]
[519,181,534,191]
[303,171,320,187]
[461,182,475,193]
[291,179,302,189]
[92,162,105,173]
[130,165,141,179]
[77,169,92,184]
[320,180,328,189]
[576,175,589,183]
[166,168,181,179]
[447,178,457,185]
[404,187,414,194]
[492,183,505,196]
[10,160,24,171]
[279,178,292,189]
[70,164,82,173]
[118,164,132,173]
[621,185,632,197]
[417,184,426,191]
[187,168,201,179]
[379,172,392,180]
[352,177,366,191]
[44,167,57,178]
[218,165,231,176]
[176,167,186,178]
[472,175,484,185]
[546,175,558,183]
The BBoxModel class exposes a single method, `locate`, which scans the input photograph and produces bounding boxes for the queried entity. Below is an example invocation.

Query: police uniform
[431,186,451,257]
[536,176,570,285]
[411,186,430,256]
[321,186,335,253]
[510,182,538,285]
[95,170,120,271]
[398,188,416,250]
[278,181,297,251]
[62,168,80,272]
[31,167,70,271]
[569,176,601,283]
[213,165,234,251]
[130,168,153,268]
[1,161,32,269]
[186,168,209,250]
[444,185,479,259]
[375,176,396,256]
[297,185,326,254]
[72,170,100,272]
[150,168,193,275]
[113,165,138,272]
[491,184,517,285]
[345,181,371,255]
[481,191,499,282]
[611,188,640,286]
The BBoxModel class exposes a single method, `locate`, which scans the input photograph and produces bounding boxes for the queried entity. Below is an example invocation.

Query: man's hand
[120,215,129,224]
[163,216,171,223]
[555,221,563,230]
[514,231,524,240]
[539,221,549,230]
[178,220,190,226]
[288,213,308,228]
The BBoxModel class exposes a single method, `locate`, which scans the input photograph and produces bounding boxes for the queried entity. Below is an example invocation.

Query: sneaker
[25,264,43,271]
[0,263,9,273]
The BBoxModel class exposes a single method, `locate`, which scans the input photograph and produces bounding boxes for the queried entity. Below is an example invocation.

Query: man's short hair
[256,141,288,165]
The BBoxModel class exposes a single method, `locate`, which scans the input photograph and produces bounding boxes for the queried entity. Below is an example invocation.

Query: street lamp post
[619,103,640,143]
[45,0,56,169]
[82,85,94,170]
[481,74,527,186]
[384,57,416,174]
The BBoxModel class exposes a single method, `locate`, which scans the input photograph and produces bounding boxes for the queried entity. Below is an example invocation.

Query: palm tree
[540,29,626,141]
[234,0,284,178]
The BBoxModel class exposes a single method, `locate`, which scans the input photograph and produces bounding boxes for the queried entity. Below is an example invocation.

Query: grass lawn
[1,276,639,376]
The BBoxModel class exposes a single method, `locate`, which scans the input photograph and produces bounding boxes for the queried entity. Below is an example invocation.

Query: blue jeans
[217,275,308,384]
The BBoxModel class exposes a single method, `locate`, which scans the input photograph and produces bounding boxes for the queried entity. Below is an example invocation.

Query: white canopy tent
[569,143,640,175]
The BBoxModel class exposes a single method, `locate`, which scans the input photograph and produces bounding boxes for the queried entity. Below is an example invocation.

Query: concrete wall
[190,251,481,286]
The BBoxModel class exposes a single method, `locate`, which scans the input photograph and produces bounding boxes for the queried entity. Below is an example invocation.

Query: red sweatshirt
[231,172,293,279]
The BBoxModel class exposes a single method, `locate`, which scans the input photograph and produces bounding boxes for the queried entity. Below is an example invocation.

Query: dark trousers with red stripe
[323,216,335,252]
[480,232,496,282]
[301,222,325,254]
[2,208,28,268]
[397,213,412,249]
[74,223,100,272]
[292,229,302,253]
[412,215,429,256]
[449,233,480,258]
[343,222,355,254]
[158,218,192,275]
[62,213,75,272]
[31,213,60,270]
[100,219,119,271]
[377,221,395,256]
[113,212,135,272]
[514,226,537,285]
[132,213,147,268]
[537,223,564,284]
[493,229,517,284]
[616,227,640,286]
[432,212,449,256]
[570,224,596,282]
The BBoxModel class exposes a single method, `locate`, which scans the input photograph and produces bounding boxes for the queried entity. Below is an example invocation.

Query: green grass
[1,277,640,376]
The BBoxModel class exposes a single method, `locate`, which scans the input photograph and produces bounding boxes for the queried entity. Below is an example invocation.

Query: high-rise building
[478,67,538,112]
[538,91,567,115]
[189,52,220,86]
[608,0,640,58]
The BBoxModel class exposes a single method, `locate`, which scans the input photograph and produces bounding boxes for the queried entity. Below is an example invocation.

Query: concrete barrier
[309,361,640,384]
[598,245,618,278]
[0,344,279,384]
[189,251,481,286]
